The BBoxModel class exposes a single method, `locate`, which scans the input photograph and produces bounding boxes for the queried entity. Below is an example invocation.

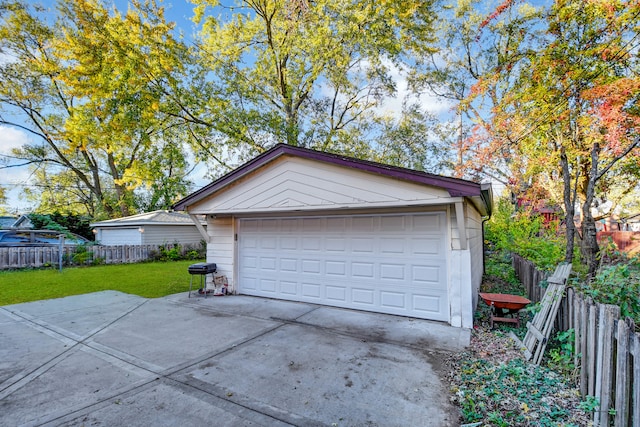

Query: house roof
[173,144,492,215]
[0,216,18,229]
[90,210,205,228]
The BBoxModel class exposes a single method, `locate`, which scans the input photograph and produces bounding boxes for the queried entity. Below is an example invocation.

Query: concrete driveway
[0,291,469,427]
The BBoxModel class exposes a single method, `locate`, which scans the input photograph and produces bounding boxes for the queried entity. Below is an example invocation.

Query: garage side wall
[142,225,205,246]
[466,207,484,311]
[449,202,483,329]
[207,217,235,290]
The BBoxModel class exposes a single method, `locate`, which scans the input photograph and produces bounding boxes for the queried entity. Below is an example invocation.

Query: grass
[0,260,203,306]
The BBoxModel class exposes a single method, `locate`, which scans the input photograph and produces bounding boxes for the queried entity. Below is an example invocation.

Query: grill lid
[188,262,217,274]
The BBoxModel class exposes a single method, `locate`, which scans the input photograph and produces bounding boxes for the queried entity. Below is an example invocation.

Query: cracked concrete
[0,291,468,426]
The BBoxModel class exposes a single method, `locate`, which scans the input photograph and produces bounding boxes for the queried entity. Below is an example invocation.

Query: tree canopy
[0,0,193,218]
[435,0,640,274]
[180,0,444,165]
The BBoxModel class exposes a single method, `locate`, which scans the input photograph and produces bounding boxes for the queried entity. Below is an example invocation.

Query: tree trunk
[581,143,601,277]
[560,147,575,263]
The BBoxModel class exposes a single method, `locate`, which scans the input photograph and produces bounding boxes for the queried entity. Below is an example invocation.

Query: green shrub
[148,242,206,262]
[485,199,565,271]
[71,244,92,265]
[546,329,576,378]
[579,260,640,325]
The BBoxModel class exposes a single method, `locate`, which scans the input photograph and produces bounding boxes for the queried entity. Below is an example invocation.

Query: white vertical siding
[449,206,461,250]
[448,201,485,328]
[466,206,484,311]
[141,226,205,246]
[207,217,235,291]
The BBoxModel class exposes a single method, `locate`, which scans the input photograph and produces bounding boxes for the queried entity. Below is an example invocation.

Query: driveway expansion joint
[1,292,461,426]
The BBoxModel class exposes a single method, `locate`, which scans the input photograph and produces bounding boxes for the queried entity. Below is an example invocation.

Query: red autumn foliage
[479,0,518,30]
[582,78,640,153]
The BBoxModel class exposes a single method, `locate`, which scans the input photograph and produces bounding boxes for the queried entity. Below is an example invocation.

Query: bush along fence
[512,254,640,427]
[0,243,205,270]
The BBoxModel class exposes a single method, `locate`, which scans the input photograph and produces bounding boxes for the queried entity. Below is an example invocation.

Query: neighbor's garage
[173,144,492,328]
[238,213,448,321]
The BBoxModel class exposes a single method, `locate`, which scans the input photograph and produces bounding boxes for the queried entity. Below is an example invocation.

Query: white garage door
[98,228,142,246]
[238,213,449,321]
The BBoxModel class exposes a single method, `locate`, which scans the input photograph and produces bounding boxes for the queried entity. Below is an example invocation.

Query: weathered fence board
[596,304,619,427]
[632,331,640,427]
[513,254,640,427]
[0,243,201,270]
[614,319,631,426]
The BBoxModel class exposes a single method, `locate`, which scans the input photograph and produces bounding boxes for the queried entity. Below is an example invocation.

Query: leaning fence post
[58,234,64,272]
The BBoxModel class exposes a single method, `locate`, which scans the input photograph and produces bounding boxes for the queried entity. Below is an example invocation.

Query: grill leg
[189,275,194,298]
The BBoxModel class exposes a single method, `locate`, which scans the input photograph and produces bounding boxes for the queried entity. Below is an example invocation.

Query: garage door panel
[380,263,405,280]
[326,237,347,252]
[326,285,347,302]
[260,279,277,293]
[280,237,298,250]
[412,265,441,283]
[280,281,298,295]
[411,237,444,255]
[380,238,405,254]
[238,213,449,321]
[352,238,375,253]
[301,259,321,274]
[259,257,277,270]
[259,237,277,250]
[302,282,321,298]
[352,288,375,305]
[351,262,375,278]
[413,294,444,314]
[325,260,346,276]
[380,291,406,309]
[241,236,259,249]
[242,276,258,291]
[380,215,407,231]
[413,214,442,231]
[280,258,298,271]
[302,218,323,230]
[241,255,258,269]
[302,238,322,251]
[326,217,347,230]
[352,216,375,231]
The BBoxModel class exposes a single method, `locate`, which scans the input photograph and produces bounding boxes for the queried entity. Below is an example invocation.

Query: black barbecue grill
[188,262,217,297]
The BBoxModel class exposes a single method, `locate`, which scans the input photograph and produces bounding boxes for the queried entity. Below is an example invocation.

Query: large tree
[173,0,443,166]
[0,0,193,218]
[432,0,640,275]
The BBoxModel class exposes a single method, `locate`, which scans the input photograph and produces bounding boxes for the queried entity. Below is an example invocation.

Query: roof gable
[91,210,204,228]
[174,144,491,215]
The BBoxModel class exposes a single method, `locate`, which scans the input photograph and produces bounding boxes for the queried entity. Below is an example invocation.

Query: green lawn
[0,260,203,306]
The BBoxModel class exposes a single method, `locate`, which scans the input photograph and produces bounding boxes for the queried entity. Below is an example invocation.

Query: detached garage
[91,210,206,246]
[173,144,492,328]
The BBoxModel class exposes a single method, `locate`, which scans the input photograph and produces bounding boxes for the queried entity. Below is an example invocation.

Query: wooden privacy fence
[0,244,199,270]
[512,254,640,427]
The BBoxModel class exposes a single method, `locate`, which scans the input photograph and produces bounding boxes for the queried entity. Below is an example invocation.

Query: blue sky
[0,0,456,213]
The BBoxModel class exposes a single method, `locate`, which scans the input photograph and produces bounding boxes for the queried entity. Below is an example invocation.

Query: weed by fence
[513,254,640,427]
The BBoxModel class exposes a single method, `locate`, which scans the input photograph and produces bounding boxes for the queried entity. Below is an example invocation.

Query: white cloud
[0,125,31,153]
[318,59,453,124]
[376,60,453,118]
[0,126,35,211]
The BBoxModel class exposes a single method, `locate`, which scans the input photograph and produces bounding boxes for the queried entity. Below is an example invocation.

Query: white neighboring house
[173,144,492,329]
[90,210,206,246]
